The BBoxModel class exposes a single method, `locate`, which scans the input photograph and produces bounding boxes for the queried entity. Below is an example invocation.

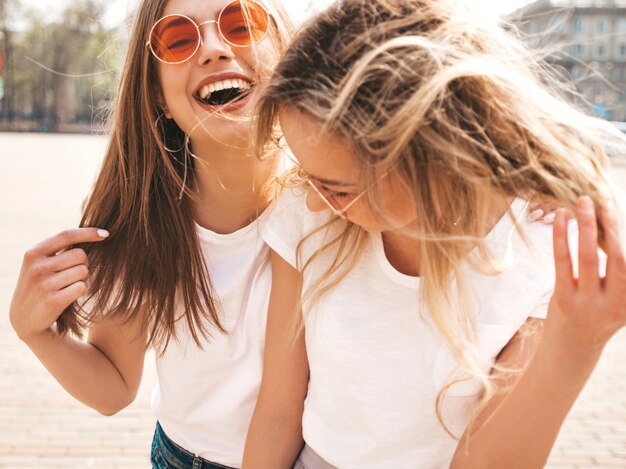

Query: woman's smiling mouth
[194,77,254,107]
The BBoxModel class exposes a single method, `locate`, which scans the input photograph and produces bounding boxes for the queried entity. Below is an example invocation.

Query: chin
[352,223,384,234]
[188,112,251,141]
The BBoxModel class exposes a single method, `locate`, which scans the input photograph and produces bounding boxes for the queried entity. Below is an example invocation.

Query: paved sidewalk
[1,133,625,468]
[0,134,158,468]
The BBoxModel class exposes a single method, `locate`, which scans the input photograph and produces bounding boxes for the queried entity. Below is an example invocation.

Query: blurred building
[510,0,626,121]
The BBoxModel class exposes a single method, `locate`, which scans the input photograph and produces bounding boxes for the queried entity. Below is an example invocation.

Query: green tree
[8,0,122,131]
[0,0,19,122]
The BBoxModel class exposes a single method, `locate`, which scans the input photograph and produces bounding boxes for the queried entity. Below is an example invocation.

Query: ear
[157,99,172,119]
[155,103,172,120]
[154,88,173,119]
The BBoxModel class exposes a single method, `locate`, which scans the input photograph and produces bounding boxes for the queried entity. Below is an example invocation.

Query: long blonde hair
[56,0,293,351]
[256,0,623,433]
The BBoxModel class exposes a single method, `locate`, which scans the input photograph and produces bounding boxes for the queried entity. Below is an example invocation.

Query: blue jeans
[293,445,338,469]
[150,421,236,469]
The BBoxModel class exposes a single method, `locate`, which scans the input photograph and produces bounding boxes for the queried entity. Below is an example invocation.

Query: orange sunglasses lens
[150,15,200,63]
[219,0,270,46]
[149,1,270,63]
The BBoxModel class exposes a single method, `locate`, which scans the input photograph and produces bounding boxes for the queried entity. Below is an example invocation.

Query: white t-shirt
[151,213,271,467]
[262,187,561,469]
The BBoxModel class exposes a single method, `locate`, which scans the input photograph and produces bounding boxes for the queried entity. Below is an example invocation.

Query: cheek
[305,189,328,212]
[376,178,418,227]
[156,66,201,134]
[243,41,279,77]
[157,66,184,108]
[157,61,192,96]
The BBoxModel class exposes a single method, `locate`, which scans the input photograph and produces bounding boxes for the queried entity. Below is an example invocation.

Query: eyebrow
[309,175,357,188]
[169,16,194,26]
[186,5,222,23]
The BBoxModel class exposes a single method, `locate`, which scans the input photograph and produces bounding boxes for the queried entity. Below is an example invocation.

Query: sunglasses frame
[146,0,272,65]
[277,138,392,219]
[305,176,369,219]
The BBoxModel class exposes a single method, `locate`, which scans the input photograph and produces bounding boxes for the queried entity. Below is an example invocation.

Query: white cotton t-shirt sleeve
[478,205,607,319]
[520,219,560,321]
[262,186,333,269]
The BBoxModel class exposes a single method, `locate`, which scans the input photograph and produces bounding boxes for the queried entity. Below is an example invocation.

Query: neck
[381,193,515,277]
[188,136,279,234]
[381,230,421,277]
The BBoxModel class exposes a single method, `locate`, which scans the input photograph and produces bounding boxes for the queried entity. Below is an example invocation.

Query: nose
[195,21,235,65]
[306,189,330,213]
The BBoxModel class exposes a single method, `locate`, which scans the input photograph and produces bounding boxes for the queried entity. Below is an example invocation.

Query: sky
[18,0,535,27]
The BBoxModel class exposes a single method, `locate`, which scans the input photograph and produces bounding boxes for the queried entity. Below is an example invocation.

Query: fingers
[51,281,88,312]
[48,265,90,292]
[528,207,558,224]
[600,203,626,293]
[48,248,89,272]
[542,212,557,225]
[553,209,575,293]
[528,195,562,224]
[577,197,600,294]
[31,228,109,258]
[528,208,545,222]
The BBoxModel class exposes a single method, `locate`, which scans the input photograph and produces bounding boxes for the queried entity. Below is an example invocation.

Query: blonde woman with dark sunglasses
[9,0,294,467]
[243,0,626,467]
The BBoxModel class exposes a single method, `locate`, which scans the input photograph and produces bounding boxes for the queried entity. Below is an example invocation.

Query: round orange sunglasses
[147,0,271,64]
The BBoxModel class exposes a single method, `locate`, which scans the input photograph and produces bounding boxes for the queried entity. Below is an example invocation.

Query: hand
[527,195,562,224]
[548,196,626,356]
[10,228,110,343]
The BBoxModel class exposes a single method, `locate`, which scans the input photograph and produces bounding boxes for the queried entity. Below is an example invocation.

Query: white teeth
[198,78,252,99]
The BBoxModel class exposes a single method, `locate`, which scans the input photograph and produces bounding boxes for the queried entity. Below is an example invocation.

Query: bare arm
[10,228,147,416]
[451,197,626,468]
[242,250,310,469]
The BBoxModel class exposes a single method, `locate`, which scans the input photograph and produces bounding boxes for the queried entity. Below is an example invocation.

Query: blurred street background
[1,0,626,467]
[1,0,626,132]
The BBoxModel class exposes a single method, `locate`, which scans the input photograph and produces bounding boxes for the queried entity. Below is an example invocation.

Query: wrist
[537,325,603,384]
[543,303,608,362]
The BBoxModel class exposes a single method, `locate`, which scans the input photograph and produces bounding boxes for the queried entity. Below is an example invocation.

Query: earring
[155,112,185,153]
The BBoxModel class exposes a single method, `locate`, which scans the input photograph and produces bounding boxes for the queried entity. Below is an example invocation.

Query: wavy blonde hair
[256,0,624,435]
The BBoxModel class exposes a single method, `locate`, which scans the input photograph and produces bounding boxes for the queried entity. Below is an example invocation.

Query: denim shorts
[293,445,338,469]
[150,421,237,469]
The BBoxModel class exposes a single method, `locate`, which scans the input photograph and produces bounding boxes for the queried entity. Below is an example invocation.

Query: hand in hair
[450,197,624,468]
[9,228,147,416]
[527,194,562,224]
[10,228,109,343]
[548,196,626,354]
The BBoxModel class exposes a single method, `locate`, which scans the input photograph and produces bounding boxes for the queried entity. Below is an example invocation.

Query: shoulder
[489,198,566,267]
[261,185,336,268]
[465,199,558,325]
[265,185,338,232]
